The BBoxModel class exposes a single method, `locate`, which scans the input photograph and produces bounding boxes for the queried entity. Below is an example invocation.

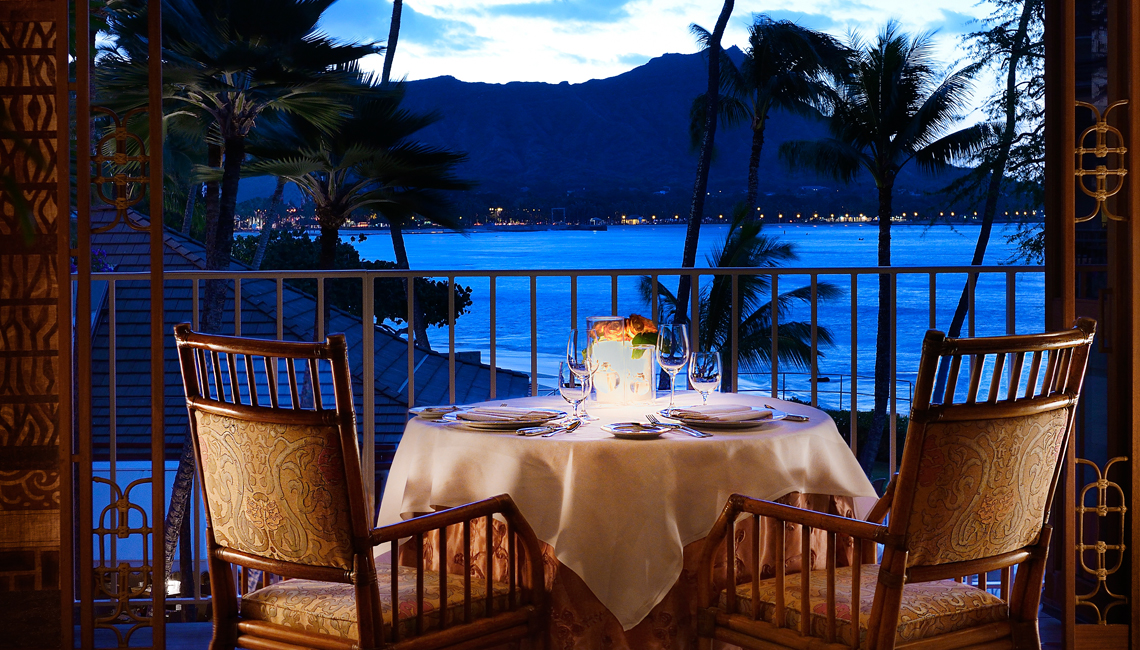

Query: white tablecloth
[376,393,878,630]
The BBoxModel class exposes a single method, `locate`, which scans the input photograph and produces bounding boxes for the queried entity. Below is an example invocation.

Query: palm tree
[779,22,995,474]
[690,16,847,210]
[99,0,376,330]
[642,204,840,391]
[239,78,471,347]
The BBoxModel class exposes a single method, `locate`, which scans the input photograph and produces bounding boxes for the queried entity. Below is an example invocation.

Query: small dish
[602,422,671,440]
[409,405,463,420]
[657,407,787,429]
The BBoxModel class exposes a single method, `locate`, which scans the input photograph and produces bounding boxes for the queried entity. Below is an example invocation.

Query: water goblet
[689,350,721,406]
[558,361,590,420]
[656,324,690,408]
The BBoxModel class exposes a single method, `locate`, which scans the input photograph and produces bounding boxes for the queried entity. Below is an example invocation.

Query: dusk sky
[319,0,990,85]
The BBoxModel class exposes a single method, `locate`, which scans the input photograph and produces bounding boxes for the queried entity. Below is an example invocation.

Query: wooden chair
[173,324,547,650]
[696,318,1096,650]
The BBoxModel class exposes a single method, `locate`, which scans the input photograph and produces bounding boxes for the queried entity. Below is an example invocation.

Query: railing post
[771,273,779,399]
[731,273,739,392]
[850,273,858,455]
[362,273,376,512]
[449,276,456,404]
[490,276,497,400]
[811,274,818,407]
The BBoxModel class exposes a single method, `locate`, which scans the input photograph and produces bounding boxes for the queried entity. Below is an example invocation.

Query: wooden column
[1107,0,1140,646]
[0,1,70,648]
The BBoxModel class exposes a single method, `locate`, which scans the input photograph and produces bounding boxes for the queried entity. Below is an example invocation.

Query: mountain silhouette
[400,47,960,197]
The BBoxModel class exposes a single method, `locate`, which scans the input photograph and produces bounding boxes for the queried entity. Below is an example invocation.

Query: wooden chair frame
[696,318,1097,650]
[174,324,547,650]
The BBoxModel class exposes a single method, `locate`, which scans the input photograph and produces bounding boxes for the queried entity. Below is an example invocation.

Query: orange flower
[625,314,657,337]
[591,319,625,342]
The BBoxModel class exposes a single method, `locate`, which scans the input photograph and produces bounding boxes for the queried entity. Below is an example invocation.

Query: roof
[88,207,530,467]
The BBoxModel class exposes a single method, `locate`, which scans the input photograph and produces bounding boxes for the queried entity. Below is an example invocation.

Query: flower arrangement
[589,314,658,346]
[587,315,659,404]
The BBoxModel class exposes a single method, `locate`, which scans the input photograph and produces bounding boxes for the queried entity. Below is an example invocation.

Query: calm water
[351,223,1044,408]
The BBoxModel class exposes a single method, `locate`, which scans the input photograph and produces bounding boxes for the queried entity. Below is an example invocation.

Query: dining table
[376,392,879,649]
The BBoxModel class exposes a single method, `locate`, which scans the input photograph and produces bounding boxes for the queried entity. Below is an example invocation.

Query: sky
[318,0,991,86]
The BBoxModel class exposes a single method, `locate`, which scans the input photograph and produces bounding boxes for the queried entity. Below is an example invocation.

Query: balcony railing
[78,263,1044,631]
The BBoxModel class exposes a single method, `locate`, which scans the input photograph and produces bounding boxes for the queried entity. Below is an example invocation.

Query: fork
[646,413,711,438]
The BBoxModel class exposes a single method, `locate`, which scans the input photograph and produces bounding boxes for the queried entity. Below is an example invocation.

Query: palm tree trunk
[316,207,340,339]
[932,0,1033,399]
[201,144,224,333]
[181,182,198,235]
[390,221,431,349]
[859,178,894,474]
[381,0,403,85]
[203,136,245,334]
[317,209,339,271]
[162,432,195,585]
[252,177,287,271]
[746,119,766,212]
[676,0,735,324]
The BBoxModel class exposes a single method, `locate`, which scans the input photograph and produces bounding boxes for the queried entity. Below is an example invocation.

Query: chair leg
[1011,620,1042,650]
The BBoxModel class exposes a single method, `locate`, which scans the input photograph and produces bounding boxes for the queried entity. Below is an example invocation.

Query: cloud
[486,0,636,23]
[320,0,486,52]
[617,53,650,66]
[938,9,980,35]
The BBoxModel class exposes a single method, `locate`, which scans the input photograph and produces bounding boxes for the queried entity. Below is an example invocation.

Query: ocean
[349,222,1044,408]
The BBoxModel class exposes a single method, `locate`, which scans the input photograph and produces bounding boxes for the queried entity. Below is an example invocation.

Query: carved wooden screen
[0,1,69,648]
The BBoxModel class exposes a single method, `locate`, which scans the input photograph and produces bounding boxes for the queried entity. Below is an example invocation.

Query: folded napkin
[457,407,556,422]
[668,404,772,422]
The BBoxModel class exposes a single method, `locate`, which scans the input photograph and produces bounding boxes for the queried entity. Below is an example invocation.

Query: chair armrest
[865,475,896,525]
[733,495,891,543]
[370,495,517,546]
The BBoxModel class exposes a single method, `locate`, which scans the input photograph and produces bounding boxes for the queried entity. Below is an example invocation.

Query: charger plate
[442,407,565,430]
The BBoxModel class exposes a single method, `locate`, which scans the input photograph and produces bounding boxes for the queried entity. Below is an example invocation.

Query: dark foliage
[231,229,472,328]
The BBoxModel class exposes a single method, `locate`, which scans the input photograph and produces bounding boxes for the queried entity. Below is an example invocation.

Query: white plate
[409,405,463,420]
[442,408,565,430]
[657,407,787,429]
[602,422,671,440]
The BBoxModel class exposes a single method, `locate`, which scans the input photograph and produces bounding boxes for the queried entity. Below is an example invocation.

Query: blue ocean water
[350,223,1044,408]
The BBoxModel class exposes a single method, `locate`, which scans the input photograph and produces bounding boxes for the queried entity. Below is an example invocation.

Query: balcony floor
[164,613,1064,649]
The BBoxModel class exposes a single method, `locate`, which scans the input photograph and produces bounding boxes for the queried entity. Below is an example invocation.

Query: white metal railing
[82,263,1044,619]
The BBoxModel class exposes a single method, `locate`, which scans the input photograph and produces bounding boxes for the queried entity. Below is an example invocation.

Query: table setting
[377,315,879,649]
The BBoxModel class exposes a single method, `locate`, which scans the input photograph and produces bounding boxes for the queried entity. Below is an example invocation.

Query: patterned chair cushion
[240,564,513,641]
[722,564,1008,645]
[194,412,357,570]
[904,409,1070,566]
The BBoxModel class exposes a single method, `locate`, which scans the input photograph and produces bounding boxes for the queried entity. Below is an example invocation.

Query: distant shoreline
[233,218,1044,236]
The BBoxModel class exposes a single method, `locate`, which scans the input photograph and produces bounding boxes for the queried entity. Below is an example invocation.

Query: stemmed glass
[566,329,599,420]
[689,351,721,406]
[656,324,690,408]
[557,361,589,419]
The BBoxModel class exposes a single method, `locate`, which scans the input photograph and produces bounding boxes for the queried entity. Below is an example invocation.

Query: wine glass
[689,351,721,406]
[558,361,590,420]
[567,329,600,419]
[656,324,690,408]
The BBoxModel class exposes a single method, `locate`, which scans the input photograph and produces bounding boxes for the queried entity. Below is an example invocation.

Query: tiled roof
[88,207,530,470]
